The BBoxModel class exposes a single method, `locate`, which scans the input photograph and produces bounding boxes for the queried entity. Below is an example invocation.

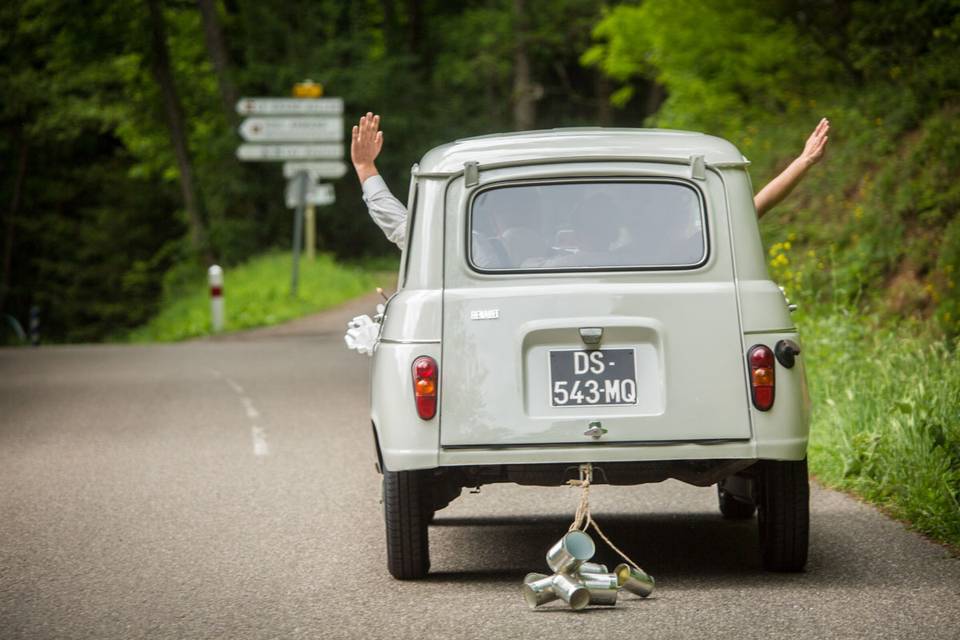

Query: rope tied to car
[566,463,647,575]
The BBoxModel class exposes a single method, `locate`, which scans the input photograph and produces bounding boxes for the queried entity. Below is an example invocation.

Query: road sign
[236,143,343,161]
[239,117,343,142]
[235,97,344,116]
[285,180,335,208]
[282,161,348,179]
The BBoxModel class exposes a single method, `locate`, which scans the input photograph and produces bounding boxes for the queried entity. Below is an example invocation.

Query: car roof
[416,127,748,175]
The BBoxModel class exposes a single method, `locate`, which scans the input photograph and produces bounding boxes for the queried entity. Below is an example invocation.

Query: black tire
[718,484,757,519]
[383,469,431,579]
[757,459,809,572]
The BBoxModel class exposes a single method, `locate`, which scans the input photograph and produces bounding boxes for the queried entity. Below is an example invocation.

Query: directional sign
[283,161,348,179]
[236,143,343,161]
[239,117,343,142]
[285,181,335,208]
[235,97,344,116]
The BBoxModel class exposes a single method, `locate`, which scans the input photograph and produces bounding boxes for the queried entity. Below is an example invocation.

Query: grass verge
[125,251,396,342]
[803,310,960,549]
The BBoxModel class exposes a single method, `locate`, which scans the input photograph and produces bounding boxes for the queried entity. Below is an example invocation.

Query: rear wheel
[757,459,809,572]
[383,469,431,579]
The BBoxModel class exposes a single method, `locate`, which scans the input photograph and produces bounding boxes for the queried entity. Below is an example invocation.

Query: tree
[511,0,540,130]
[147,0,213,263]
[197,0,240,123]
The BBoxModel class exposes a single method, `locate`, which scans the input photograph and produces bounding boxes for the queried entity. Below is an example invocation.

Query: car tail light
[748,344,775,411]
[412,356,438,420]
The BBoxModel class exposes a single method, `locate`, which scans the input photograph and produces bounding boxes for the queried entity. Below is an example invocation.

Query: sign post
[305,204,316,261]
[291,171,308,294]
[234,81,344,295]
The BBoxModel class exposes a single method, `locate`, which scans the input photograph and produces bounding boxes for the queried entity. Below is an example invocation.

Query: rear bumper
[376,435,807,472]
[372,340,809,473]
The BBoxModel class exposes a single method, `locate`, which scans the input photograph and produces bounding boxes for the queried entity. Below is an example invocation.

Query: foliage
[803,311,960,547]
[1,0,632,343]
[584,0,830,159]
[762,108,960,335]
[123,251,395,342]
[0,1,181,343]
[585,0,960,336]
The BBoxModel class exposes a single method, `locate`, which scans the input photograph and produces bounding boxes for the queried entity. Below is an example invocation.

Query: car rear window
[469,180,706,271]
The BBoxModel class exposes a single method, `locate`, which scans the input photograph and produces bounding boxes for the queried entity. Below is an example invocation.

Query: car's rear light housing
[748,344,775,411]
[412,356,438,420]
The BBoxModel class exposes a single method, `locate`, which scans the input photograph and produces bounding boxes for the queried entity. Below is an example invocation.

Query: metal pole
[291,170,308,295]
[305,203,316,261]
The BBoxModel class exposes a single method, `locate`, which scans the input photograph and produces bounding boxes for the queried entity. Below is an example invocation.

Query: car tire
[757,459,809,572]
[717,484,756,519]
[383,469,431,580]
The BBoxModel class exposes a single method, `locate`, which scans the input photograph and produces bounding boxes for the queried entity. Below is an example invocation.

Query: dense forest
[1,0,959,342]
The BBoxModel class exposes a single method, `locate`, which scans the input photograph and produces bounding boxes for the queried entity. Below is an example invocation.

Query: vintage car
[369,128,810,579]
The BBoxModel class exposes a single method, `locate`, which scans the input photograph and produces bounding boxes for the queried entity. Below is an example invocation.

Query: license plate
[549,348,638,407]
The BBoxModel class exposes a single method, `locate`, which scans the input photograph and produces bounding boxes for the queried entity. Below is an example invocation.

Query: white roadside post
[208,265,225,333]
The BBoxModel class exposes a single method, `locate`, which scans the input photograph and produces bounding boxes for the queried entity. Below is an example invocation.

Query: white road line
[225,378,245,395]
[251,426,269,457]
[216,374,267,457]
[240,396,260,419]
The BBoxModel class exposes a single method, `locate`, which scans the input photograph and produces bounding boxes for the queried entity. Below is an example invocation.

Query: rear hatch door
[440,168,750,447]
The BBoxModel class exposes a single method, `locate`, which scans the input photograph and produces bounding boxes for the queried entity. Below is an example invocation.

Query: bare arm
[754,118,830,219]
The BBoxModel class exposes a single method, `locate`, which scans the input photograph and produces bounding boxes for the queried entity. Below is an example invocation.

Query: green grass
[125,251,397,342]
[752,103,960,551]
[802,310,960,549]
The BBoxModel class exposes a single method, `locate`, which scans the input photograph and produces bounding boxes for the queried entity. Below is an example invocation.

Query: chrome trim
[441,437,750,451]
[378,338,441,345]
[742,328,796,335]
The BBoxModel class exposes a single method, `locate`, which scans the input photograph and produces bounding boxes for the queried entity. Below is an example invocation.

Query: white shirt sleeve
[361,174,408,250]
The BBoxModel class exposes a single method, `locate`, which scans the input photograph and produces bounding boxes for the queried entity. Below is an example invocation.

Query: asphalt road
[2,297,958,640]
